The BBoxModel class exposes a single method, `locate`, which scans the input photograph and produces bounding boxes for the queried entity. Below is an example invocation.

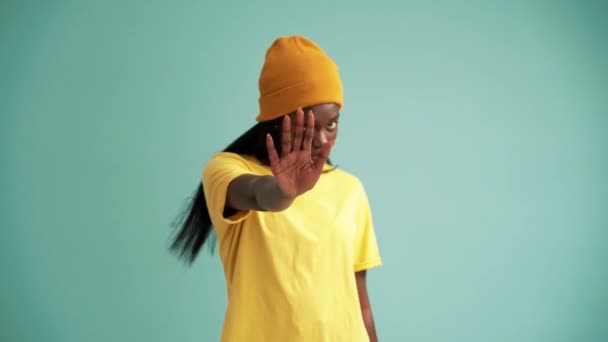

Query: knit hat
[256,36,343,122]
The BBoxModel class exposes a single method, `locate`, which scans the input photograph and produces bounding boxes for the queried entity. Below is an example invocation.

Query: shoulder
[206,151,256,165]
[203,152,260,173]
[202,152,270,182]
[324,165,367,194]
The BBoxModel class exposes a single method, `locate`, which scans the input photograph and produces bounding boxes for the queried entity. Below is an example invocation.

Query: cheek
[328,130,338,142]
[311,128,338,144]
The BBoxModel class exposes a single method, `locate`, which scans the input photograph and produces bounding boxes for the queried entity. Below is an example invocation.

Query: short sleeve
[202,152,253,226]
[353,181,383,272]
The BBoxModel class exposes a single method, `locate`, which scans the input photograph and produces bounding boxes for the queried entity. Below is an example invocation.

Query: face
[289,103,340,160]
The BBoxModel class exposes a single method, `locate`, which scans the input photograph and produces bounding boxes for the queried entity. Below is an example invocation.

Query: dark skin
[356,270,379,342]
[225,103,378,341]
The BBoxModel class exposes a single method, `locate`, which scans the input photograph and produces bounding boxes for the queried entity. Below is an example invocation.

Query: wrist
[255,176,295,211]
[268,176,296,211]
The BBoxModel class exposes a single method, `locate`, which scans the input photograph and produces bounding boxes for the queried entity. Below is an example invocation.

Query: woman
[171,35,383,342]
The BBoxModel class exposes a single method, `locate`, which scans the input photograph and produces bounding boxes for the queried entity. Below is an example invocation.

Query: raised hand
[265,107,333,199]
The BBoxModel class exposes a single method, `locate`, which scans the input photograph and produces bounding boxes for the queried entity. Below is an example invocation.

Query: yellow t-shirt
[202,152,382,342]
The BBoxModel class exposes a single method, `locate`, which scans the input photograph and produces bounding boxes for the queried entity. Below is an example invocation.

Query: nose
[313,130,328,147]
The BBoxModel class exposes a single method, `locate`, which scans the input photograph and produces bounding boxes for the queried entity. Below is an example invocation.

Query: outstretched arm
[356,270,378,342]
[225,108,332,213]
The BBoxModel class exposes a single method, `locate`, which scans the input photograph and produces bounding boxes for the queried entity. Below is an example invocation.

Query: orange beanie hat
[256,36,343,122]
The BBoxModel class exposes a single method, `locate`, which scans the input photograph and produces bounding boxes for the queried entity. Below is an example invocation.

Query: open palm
[265,108,333,199]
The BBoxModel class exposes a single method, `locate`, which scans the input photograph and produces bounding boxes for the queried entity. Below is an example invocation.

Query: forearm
[252,175,295,211]
[362,308,378,342]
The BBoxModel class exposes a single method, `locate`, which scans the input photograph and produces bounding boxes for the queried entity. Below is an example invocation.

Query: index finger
[313,140,334,171]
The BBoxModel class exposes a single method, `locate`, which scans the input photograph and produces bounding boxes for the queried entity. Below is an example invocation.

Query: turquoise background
[2,1,607,341]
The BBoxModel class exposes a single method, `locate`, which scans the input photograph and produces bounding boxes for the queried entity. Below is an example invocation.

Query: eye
[327,121,338,131]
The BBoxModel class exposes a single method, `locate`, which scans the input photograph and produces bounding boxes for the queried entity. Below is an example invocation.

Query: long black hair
[169,114,334,265]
